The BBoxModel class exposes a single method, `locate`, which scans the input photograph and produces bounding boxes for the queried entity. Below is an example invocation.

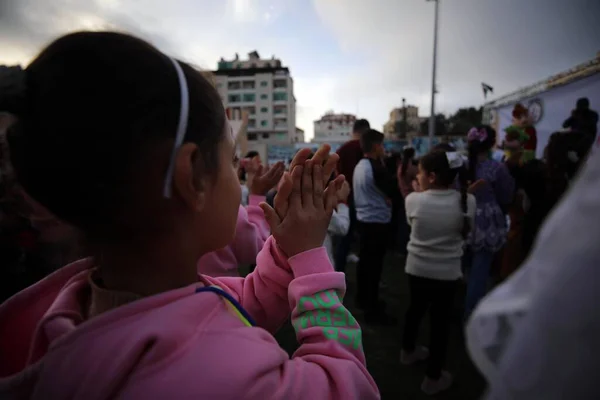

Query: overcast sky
[1,0,599,140]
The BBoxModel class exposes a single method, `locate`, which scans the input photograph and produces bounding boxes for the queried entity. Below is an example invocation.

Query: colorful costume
[510,104,537,162]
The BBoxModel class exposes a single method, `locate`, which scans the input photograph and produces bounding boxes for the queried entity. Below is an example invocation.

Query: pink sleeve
[197,243,379,399]
[231,195,269,265]
[203,236,294,333]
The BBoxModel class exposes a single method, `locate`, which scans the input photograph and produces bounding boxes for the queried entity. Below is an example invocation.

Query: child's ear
[173,143,207,212]
[428,172,437,184]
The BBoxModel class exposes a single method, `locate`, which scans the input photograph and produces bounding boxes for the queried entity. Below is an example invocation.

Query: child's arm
[229,195,270,265]
[137,246,379,400]
[199,239,379,399]
[203,236,294,333]
[327,203,350,237]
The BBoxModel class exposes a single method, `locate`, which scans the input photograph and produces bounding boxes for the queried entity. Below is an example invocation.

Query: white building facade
[312,112,356,145]
[214,51,297,145]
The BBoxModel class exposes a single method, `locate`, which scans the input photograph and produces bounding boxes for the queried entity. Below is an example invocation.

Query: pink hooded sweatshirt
[197,194,269,277]
[0,236,380,399]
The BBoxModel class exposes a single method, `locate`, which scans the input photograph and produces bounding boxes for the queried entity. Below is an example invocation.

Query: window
[242,81,255,89]
[246,106,256,115]
[261,120,268,127]
[260,81,268,87]
[260,94,268,100]
[260,107,268,113]
[227,82,241,90]
[242,93,256,102]
[228,94,241,103]
[273,79,287,89]
[247,119,256,128]
[262,133,270,139]
[273,92,287,101]
[248,133,257,141]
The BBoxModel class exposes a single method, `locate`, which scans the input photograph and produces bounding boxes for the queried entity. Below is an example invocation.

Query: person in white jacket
[325,180,351,265]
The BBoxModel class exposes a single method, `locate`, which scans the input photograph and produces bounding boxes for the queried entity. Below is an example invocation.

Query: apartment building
[312,112,356,144]
[383,105,421,139]
[294,127,305,143]
[213,51,296,145]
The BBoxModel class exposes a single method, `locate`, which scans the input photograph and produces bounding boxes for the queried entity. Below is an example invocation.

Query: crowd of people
[0,31,598,399]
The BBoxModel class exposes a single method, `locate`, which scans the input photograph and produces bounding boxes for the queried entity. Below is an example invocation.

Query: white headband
[162,57,190,198]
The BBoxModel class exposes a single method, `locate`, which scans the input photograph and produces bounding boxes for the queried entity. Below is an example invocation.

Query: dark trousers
[356,222,389,309]
[398,202,410,254]
[402,275,457,379]
[334,197,357,272]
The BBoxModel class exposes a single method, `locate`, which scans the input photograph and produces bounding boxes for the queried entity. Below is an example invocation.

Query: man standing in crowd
[334,118,371,272]
[563,97,598,142]
[353,129,397,325]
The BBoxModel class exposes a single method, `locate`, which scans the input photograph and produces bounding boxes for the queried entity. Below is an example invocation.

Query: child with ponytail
[0,32,379,399]
[401,149,476,395]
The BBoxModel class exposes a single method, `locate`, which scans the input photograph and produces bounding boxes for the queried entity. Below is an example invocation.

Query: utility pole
[402,97,407,138]
[427,0,440,146]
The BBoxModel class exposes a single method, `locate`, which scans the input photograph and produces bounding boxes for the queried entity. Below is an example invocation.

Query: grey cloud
[0,0,191,63]
[314,0,600,115]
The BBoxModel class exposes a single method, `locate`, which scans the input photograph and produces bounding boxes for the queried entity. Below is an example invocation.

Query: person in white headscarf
[466,150,600,399]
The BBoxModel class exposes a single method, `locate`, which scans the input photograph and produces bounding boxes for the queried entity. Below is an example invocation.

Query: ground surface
[273,252,486,400]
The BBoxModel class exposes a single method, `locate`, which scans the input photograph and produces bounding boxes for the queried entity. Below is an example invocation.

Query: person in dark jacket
[563,97,598,142]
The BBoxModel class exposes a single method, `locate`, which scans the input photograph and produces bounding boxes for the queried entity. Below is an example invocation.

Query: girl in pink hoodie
[0,32,379,399]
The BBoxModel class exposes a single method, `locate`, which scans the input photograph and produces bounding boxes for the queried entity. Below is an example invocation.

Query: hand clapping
[260,145,345,257]
[247,160,285,196]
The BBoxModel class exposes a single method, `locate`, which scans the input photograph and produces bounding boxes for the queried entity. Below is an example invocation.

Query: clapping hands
[260,145,345,257]
[246,160,285,196]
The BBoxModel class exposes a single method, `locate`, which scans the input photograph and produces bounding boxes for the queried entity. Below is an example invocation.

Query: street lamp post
[402,97,407,138]
[427,0,440,146]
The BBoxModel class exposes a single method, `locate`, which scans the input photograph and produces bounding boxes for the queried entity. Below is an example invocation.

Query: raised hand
[276,144,339,220]
[289,144,339,186]
[260,160,344,257]
[337,180,350,204]
[248,161,285,196]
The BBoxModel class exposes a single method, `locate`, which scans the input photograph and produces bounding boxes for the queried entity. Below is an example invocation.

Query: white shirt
[324,204,350,265]
[405,189,476,280]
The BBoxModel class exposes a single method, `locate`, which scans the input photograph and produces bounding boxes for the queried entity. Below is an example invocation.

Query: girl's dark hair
[420,150,471,239]
[467,125,497,182]
[433,143,455,152]
[3,32,225,241]
[400,147,415,177]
